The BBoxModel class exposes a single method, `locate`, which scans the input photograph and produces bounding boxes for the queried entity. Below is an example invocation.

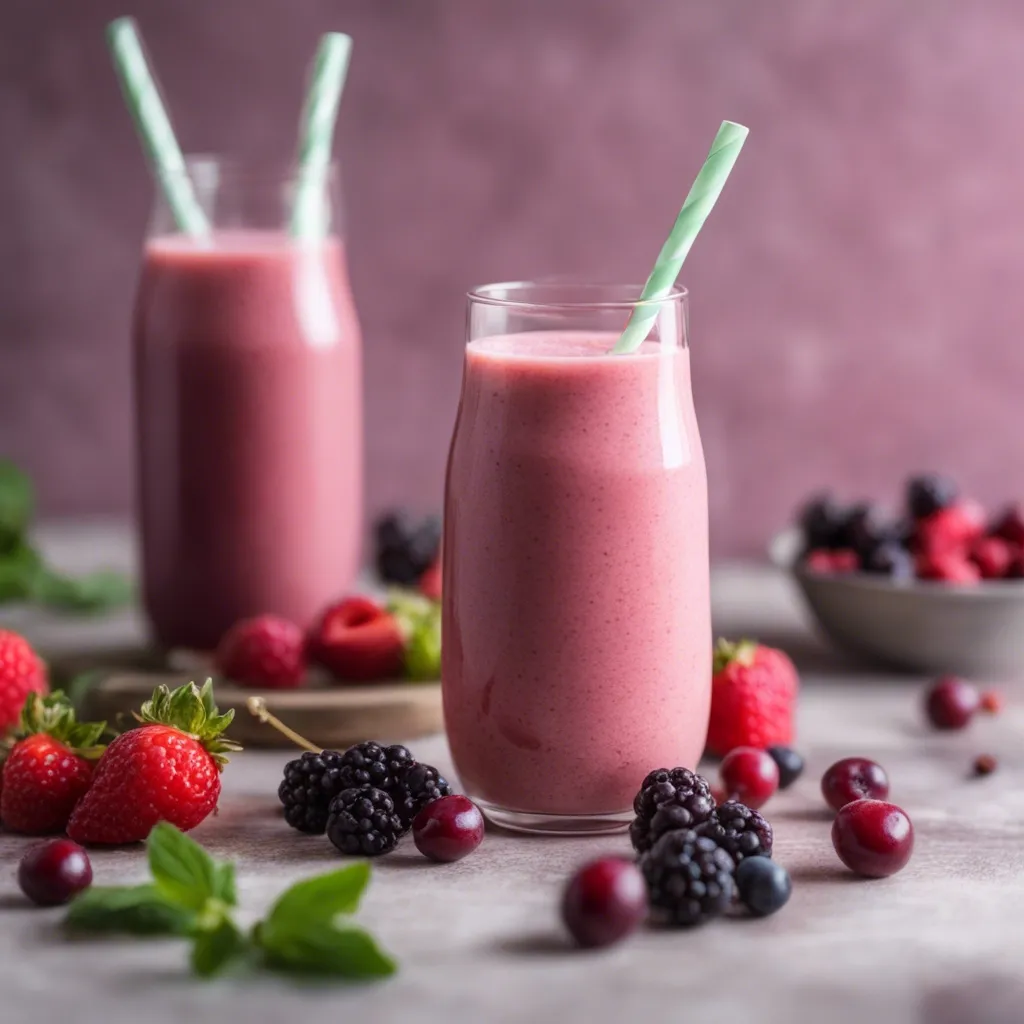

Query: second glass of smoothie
[134,159,362,651]
[442,282,710,834]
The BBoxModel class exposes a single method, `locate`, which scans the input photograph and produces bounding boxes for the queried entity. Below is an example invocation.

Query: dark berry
[278,749,348,834]
[832,799,913,877]
[374,511,441,585]
[561,857,647,948]
[821,757,890,812]
[767,746,804,789]
[696,801,773,864]
[844,503,899,559]
[640,829,735,927]
[735,855,792,917]
[391,761,452,827]
[629,767,715,854]
[334,741,414,792]
[326,787,403,856]
[906,474,958,520]
[798,493,848,550]
[973,753,998,777]
[990,503,1024,546]
[862,542,914,580]
[412,795,484,862]
[18,840,93,906]
[720,747,779,810]
[925,677,979,730]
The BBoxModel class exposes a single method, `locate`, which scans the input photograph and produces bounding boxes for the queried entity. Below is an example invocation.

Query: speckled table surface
[1,525,1023,1024]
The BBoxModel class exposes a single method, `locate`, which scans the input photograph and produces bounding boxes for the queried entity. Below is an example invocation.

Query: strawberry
[419,559,442,601]
[970,536,1015,580]
[1,692,106,835]
[914,501,985,557]
[706,639,799,758]
[215,614,306,690]
[306,596,404,683]
[0,628,47,733]
[66,680,239,845]
[916,550,981,584]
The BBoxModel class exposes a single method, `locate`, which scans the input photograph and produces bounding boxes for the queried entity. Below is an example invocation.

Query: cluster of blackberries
[630,767,789,925]
[278,740,451,856]
[374,511,442,586]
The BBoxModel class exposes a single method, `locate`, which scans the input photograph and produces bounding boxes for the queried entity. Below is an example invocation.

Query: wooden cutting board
[54,647,443,750]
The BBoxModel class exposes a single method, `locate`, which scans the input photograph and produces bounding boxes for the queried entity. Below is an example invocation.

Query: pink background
[3,0,1024,556]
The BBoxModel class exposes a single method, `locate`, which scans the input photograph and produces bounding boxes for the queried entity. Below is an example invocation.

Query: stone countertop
[1,523,1023,1024]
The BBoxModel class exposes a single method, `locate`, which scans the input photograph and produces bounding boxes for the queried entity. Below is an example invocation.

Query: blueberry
[373,510,442,584]
[374,510,417,549]
[862,542,915,581]
[735,856,792,917]
[798,493,847,550]
[766,746,804,790]
[841,503,897,558]
[407,515,442,572]
[906,474,958,520]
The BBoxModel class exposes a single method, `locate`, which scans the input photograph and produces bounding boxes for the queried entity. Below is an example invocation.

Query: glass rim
[467,279,688,312]
[157,154,341,184]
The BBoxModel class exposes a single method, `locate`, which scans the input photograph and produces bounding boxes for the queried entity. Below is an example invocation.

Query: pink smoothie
[134,230,362,650]
[442,331,711,818]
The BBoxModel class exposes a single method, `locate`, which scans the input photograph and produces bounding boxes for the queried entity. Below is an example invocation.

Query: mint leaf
[66,885,195,936]
[0,541,43,602]
[259,922,397,979]
[265,864,371,930]
[213,862,237,907]
[191,916,246,978]
[148,823,218,911]
[31,568,133,613]
[0,460,33,551]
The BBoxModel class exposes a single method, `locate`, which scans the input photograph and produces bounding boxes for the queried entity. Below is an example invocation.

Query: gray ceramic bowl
[770,529,1024,677]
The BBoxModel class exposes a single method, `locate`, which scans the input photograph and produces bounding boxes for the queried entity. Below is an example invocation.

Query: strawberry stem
[244,698,320,753]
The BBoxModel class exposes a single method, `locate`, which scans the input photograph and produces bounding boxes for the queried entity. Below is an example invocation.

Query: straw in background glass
[290,33,353,240]
[612,120,748,354]
[106,17,210,240]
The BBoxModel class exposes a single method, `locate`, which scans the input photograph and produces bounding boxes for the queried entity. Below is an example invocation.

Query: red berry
[0,629,47,733]
[980,690,1004,715]
[561,857,647,949]
[215,614,305,690]
[970,536,1014,579]
[804,549,858,574]
[412,794,484,862]
[924,676,979,730]
[419,559,442,601]
[2,735,96,835]
[706,640,799,757]
[720,747,779,809]
[973,753,998,777]
[18,839,93,906]
[915,501,985,557]
[991,503,1024,546]
[916,550,981,584]
[821,757,890,812]
[306,596,405,683]
[832,799,913,878]
[67,681,238,845]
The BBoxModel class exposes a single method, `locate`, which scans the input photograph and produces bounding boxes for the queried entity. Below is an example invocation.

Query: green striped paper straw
[612,120,748,354]
[290,33,353,240]
[106,18,210,239]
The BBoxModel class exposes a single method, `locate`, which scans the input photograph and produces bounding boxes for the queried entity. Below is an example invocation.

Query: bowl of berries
[771,474,1024,676]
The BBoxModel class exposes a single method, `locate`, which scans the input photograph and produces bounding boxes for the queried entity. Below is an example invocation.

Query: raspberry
[215,614,305,689]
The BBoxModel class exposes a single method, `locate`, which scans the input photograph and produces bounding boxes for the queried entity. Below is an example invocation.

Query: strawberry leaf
[148,822,220,911]
[66,884,195,936]
[135,680,241,767]
[191,916,246,978]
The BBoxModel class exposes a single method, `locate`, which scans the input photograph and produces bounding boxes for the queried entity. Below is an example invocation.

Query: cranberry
[18,839,93,906]
[719,747,779,809]
[832,799,913,878]
[973,753,998,777]
[561,857,646,949]
[821,757,889,811]
[411,794,484,862]
[925,676,979,730]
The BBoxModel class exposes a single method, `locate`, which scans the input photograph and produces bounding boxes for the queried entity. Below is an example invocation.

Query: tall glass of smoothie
[442,282,710,834]
[133,158,362,651]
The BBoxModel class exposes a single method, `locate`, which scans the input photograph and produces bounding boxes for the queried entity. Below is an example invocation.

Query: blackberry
[630,767,715,854]
[391,761,452,826]
[696,801,773,864]
[331,741,414,793]
[374,511,441,585]
[863,541,914,580]
[326,787,404,856]
[906,474,957,520]
[844,503,902,559]
[640,828,735,927]
[278,750,348,835]
[797,493,847,550]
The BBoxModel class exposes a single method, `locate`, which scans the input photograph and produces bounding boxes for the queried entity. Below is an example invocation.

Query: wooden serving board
[53,647,443,750]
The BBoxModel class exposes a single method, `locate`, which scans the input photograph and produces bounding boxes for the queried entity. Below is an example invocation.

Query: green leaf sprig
[0,460,132,614]
[66,823,396,981]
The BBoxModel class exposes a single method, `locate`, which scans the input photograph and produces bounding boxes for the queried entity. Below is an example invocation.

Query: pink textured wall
[3,0,1024,556]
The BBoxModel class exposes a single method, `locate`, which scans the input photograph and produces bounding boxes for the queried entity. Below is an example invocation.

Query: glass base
[475,797,632,836]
